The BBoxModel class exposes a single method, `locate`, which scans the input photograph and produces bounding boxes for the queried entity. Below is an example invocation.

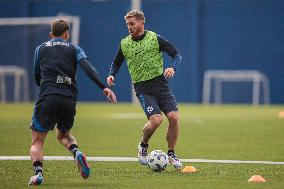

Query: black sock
[69,144,79,159]
[168,150,175,156]
[140,142,149,148]
[33,160,43,175]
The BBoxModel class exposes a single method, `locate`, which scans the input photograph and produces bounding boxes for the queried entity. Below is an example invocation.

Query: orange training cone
[248,175,266,183]
[278,111,284,119]
[180,166,197,173]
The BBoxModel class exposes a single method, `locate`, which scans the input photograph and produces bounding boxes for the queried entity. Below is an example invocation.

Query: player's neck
[137,29,145,37]
[132,30,146,41]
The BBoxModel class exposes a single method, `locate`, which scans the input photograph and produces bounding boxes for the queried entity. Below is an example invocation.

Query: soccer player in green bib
[107,10,182,169]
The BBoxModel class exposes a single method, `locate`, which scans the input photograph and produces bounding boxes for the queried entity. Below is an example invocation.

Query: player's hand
[164,68,175,78]
[103,88,117,103]
[107,75,115,86]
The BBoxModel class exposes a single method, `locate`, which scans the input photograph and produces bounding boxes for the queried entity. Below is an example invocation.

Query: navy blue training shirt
[34,38,104,100]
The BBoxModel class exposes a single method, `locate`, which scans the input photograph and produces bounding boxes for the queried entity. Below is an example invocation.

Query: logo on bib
[147,106,154,113]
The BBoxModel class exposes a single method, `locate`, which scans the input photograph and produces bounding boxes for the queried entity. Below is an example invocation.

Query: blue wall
[0,0,283,104]
[199,0,284,104]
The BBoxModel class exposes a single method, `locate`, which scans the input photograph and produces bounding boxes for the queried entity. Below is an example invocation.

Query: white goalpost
[0,16,80,45]
[202,70,270,105]
[0,16,80,103]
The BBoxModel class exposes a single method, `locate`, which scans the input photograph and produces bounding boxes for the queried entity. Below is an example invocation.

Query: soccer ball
[147,150,169,172]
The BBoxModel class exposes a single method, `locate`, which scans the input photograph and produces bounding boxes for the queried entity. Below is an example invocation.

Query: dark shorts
[136,89,178,119]
[30,94,76,133]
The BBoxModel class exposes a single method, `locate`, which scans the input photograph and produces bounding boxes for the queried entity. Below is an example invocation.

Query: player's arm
[107,44,125,86]
[76,46,117,103]
[33,45,41,86]
[79,58,106,89]
[157,35,182,78]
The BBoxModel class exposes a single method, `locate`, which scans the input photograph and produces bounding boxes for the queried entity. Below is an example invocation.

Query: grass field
[0,103,284,188]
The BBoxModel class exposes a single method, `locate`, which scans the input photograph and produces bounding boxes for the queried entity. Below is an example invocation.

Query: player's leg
[28,130,47,185]
[136,93,162,165]
[56,129,80,161]
[56,129,90,179]
[159,90,183,169]
[165,111,182,168]
[28,96,55,185]
[56,95,90,179]
[30,130,48,163]
[56,128,76,145]
[141,114,163,144]
[166,111,179,150]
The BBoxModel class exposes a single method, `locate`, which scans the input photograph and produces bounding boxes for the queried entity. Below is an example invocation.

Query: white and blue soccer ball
[147,150,169,172]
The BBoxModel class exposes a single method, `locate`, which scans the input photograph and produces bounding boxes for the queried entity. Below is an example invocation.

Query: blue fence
[0,0,283,104]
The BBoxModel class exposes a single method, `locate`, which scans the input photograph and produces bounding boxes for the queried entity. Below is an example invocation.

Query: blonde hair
[124,10,145,22]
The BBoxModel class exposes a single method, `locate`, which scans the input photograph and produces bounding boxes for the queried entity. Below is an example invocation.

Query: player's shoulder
[121,35,132,43]
[74,45,85,53]
[146,30,157,35]
[146,31,160,41]
[35,42,46,53]
[74,45,87,60]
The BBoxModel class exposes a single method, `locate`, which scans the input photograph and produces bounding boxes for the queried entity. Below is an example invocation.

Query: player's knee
[56,132,66,141]
[31,136,44,147]
[149,115,163,127]
[167,112,179,124]
[30,145,36,154]
[30,142,42,154]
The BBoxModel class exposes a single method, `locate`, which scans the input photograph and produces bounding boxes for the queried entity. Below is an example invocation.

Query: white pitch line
[0,156,284,165]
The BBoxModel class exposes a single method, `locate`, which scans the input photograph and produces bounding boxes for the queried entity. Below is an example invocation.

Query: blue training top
[33,38,87,100]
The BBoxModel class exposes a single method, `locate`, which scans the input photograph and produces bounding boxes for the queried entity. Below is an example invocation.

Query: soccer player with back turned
[28,19,117,185]
[107,10,183,169]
